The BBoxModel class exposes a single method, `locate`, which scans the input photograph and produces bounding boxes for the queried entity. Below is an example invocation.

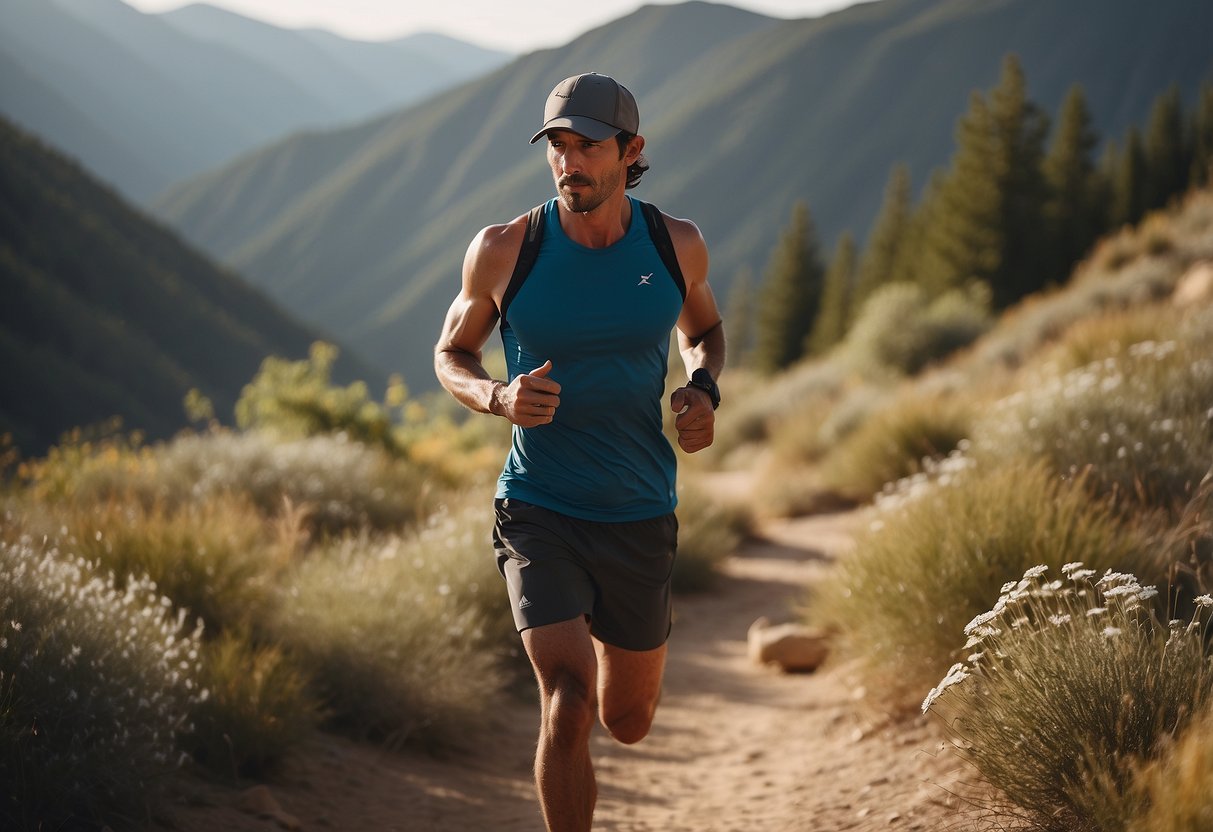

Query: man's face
[546,129,627,214]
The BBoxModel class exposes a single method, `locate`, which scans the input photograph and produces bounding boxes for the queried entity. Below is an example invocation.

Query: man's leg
[594,638,667,744]
[522,617,599,832]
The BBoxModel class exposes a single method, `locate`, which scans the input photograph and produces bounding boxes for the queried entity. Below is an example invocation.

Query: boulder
[747,616,831,673]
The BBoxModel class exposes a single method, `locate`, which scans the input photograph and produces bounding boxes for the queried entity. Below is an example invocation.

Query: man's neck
[557,194,632,249]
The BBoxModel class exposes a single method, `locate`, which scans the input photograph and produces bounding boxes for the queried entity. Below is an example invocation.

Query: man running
[434,71,725,832]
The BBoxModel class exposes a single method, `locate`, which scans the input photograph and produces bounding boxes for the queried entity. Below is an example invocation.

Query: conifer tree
[1042,85,1103,277]
[1111,128,1148,227]
[807,231,856,356]
[753,201,824,374]
[1142,85,1188,211]
[1189,82,1213,187]
[920,54,1050,308]
[851,164,911,322]
[723,266,756,367]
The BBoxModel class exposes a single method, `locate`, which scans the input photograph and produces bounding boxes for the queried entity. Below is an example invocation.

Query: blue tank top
[496,197,684,522]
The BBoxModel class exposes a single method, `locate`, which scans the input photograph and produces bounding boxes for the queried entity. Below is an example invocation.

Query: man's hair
[615,132,649,189]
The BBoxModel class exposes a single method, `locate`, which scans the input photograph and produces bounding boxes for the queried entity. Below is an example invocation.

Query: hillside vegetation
[154,0,1213,391]
[3,179,1211,828]
[0,116,375,455]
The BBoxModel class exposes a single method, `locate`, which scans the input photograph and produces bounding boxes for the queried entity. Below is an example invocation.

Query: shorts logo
[518,595,533,609]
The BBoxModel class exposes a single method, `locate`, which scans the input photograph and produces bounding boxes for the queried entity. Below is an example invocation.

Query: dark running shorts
[492,498,678,652]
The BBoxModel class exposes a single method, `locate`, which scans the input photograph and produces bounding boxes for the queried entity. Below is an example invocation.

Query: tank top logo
[638,273,653,286]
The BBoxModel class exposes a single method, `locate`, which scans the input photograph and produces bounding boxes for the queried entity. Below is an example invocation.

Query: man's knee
[601,699,657,745]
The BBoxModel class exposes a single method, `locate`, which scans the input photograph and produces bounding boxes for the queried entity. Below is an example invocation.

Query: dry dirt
[164,508,977,832]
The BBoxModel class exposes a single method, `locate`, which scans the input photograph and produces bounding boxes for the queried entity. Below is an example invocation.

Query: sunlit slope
[0,118,375,454]
[155,0,1213,390]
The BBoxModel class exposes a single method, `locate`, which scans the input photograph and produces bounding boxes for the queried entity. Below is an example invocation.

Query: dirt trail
[169,510,970,832]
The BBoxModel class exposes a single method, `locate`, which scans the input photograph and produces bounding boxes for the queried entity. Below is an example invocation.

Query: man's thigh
[593,637,667,728]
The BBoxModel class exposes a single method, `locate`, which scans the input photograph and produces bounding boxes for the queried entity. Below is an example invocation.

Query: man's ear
[626,134,646,164]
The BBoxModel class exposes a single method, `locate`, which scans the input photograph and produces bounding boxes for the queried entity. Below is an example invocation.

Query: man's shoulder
[642,203,707,280]
[465,208,538,293]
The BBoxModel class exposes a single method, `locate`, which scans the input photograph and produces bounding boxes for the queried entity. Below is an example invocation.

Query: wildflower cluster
[974,333,1213,511]
[923,563,1213,827]
[0,538,206,826]
[872,441,977,514]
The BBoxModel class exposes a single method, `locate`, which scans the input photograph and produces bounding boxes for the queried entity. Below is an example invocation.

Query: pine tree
[807,231,856,356]
[1188,82,1213,187]
[851,164,911,322]
[1142,85,1188,211]
[1042,85,1103,278]
[723,266,756,367]
[920,54,1050,308]
[753,201,824,374]
[1111,128,1148,227]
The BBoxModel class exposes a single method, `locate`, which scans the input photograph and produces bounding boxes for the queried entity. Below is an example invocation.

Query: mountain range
[0,0,509,202]
[152,0,1213,392]
[0,116,374,454]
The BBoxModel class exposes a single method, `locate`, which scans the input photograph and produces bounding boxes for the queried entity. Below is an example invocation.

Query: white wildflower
[1194,595,1213,609]
[1102,626,1123,638]
[922,662,971,713]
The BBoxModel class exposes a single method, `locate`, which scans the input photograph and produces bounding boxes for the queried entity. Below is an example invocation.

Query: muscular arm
[665,214,726,452]
[433,221,561,427]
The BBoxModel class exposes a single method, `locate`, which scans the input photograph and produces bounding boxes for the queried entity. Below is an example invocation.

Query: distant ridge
[0,0,510,201]
[0,116,376,455]
[154,0,1213,391]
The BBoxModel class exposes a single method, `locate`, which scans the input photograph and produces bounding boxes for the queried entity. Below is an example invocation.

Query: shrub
[8,495,274,635]
[815,389,973,502]
[972,318,1213,516]
[267,502,512,749]
[235,341,407,456]
[1132,698,1213,832]
[20,429,434,536]
[841,282,992,378]
[817,460,1160,710]
[923,565,1213,831]
[673,482,753,592]
[188,634,317,779]
[0,539,205,829]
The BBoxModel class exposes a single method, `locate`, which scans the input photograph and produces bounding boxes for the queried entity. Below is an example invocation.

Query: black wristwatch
[687,368,721,410]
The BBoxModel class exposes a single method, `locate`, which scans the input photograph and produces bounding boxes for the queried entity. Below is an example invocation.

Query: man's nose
[558,148,582,174]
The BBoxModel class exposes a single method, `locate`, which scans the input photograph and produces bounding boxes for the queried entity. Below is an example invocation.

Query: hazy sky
[121,0,870,52]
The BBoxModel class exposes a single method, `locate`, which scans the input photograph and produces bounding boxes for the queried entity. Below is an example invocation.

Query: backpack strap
[638,200,687,301]
[499,203,546,325]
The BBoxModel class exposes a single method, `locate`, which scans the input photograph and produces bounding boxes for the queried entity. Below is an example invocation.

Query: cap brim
[529,115,621,144]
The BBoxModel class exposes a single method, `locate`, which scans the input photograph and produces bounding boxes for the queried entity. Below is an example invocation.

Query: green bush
[267,502,512,749]
[815,389,973,502]
[0,539,205,829]
[817,460,1160,709]
[158,430,436,534]
[841,281,992,378]
[923,565,1213,831]
[188,634,317,779]
[235,341,407,456]
[673,483,753,592]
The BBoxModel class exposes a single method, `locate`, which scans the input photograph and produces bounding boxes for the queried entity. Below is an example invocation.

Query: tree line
[734,55,1213,374]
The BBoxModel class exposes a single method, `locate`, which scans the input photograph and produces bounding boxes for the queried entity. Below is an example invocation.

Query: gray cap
[529,72,639,144]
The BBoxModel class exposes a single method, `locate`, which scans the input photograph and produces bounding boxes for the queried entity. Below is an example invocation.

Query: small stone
[747,616,831,672]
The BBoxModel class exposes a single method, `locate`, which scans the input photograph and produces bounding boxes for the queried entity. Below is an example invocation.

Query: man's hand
[670,386,714,453]
[494,360,561,427]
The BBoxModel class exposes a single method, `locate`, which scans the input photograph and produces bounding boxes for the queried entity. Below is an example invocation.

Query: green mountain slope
[154,0,1213,392]
[0,117,375,455]
[0,0,509,201]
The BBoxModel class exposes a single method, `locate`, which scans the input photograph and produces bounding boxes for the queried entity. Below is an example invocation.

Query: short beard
[556,166,622,214]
